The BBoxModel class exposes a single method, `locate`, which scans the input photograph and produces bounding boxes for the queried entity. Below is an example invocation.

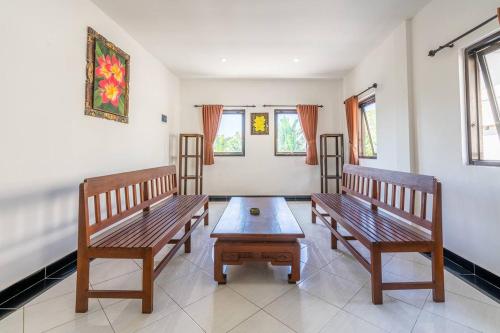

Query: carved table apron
[210,197,305,284]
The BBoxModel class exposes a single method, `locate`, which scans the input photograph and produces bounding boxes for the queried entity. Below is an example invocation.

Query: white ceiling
[92,0,429,78]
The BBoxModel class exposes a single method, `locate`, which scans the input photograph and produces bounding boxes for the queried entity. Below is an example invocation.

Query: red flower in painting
[109,55,126,87]
[95,55,112,79]
[99,77,122,107]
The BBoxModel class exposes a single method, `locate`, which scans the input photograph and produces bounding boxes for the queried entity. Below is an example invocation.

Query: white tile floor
[1,201,499,333]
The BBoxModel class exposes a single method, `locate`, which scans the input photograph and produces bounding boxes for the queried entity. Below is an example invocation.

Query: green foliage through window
[359,98,377,158]
[275,111,306,155]
[214,111,244,155]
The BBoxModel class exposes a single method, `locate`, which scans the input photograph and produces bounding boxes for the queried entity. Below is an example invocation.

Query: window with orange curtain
[358,95,377,159]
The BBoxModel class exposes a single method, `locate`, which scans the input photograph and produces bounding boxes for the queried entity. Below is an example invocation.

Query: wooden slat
[94,195,101,224]
[382,282,434,290]
[409,189,415,214]
[124,186,130,210]
[116,188,122,214]
[421,192,427,219]
[391,184,396,207]
[88,290,143,299]
[399,186,405,210]
[105,192,112,218]
[133,184,138,206]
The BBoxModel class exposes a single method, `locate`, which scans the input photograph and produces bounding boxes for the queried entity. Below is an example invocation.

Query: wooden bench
[75,166,208,313]
[312,164,444,304]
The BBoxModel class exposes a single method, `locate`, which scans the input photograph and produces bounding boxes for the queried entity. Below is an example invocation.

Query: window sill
[468,160,500,167]
[275,153,307,157]
[214,153,245,157]
[359,156,377,160]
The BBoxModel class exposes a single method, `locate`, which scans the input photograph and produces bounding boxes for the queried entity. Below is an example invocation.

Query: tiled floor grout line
[97,297,116,333]
[388,255,500,308]
[418,300,483,332]
[409,308,424,333]
[150,283,207,333]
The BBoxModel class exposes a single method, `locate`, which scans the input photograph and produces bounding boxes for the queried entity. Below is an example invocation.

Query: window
[465,31,500,166]
[359,96,377,159]
[274,110,306,156]
[214,110,245,156]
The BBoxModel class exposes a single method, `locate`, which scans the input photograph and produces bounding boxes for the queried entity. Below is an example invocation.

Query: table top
[210,197,305,241]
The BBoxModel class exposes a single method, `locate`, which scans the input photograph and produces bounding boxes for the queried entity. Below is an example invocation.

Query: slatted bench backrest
[78,166,178,245]
[341,164,441,237]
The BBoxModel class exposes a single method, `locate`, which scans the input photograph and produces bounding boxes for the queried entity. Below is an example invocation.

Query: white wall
[411,0,500,275]
[180,79,343,195]
[343,21,413,172]
[0,0,180,289]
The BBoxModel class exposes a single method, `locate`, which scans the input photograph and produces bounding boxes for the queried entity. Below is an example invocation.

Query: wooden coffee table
[210,197,305,284]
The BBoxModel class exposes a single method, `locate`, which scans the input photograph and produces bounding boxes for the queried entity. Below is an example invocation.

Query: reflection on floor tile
[135,309,203,333]
[89,259,140,285]
[344,286,421,332]
[159,270,223,307]
[298,270,363,308]
[184,288,259,333]
[24,292,101,333]
[423,291,500,333]
[264,289,339,333]
[103,287,180,333]
[44,309,113,333]
[0,309,23,333]
[319,310,386,333]
[230,310,294,333]
[412,310,480,333]
[226,263,294,307]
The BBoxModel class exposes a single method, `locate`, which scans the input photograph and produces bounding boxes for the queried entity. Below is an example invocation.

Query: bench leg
[204,202,209,226]
[311,201,317,223]
[142,252,154,314]
[185,220,191,253]
[75,253,90,313]
[370,248,383,304]
[432,246,445,302]
[331,218,338,250]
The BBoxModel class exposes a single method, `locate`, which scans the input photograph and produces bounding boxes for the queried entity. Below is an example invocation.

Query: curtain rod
[193,105,256,108]
[343,83,377,104]
[355,83,377,97]
[262,104,324,108]
[428,11,499,57]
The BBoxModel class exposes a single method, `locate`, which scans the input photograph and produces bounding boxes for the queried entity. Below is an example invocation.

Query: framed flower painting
[251,113,269,135]
[85,27,130,123]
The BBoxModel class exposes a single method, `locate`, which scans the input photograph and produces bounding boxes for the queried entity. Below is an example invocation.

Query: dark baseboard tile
[0,251,77,320]
[209,195,312,202]
[422,249,500,303]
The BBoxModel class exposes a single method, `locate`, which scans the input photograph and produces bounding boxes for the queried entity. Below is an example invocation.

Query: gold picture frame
[85,27,130,123]
[250,113,269,135]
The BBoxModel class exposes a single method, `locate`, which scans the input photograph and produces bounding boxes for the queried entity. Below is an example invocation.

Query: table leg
[213,241,226,284]
[288,241,301,283]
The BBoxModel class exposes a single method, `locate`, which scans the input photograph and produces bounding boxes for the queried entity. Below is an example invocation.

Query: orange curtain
[498,8,500,25]
[344,96,359,165]
[297,105,319,165]
[202,104,223,165]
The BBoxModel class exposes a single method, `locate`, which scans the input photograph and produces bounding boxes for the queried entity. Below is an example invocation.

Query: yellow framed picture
[251,113,269,135]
